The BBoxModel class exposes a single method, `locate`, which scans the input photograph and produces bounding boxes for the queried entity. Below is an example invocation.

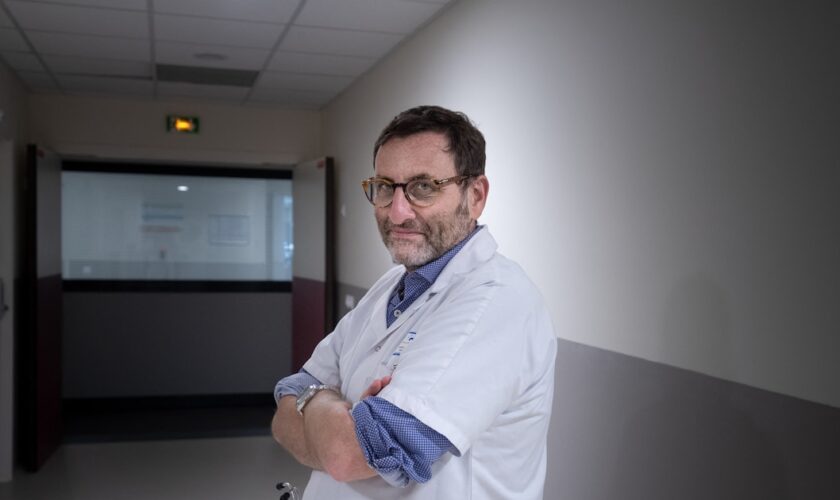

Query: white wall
[28,93,321,166]
[0,62,29,482]
[323,0,839,407]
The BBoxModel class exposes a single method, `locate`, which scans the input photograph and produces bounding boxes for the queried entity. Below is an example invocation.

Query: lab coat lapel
[365,275,422,348]
[367,227,498,346]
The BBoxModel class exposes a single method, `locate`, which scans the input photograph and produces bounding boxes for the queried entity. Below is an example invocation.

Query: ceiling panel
[1,51,43,71]
[156,41,270,70]
[0,7,14,27]
[257,71,353,93]
[57,74,154,96]
[27,31,150,61]
[267,51,375,76]
[153,0,300,24]
[0,27,30,51]
[157,81,249,101]
[248,87,333,108]
[35,0,148,10]
[15,70,57,90]
[296,0,440,34]
[154,14,284,49]
[0,0,450,108]
[280,25,402,58]
[5,1,149,39]
[43,55,150,77]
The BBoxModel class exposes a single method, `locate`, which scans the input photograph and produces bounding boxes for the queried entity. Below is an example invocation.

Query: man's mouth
[387,224,426,240]
[389,228,424,239]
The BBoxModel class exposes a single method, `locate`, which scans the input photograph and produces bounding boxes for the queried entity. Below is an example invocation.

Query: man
[272,105,557,499]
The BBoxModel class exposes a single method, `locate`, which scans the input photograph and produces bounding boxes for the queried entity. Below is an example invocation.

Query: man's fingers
[360,376,393,400]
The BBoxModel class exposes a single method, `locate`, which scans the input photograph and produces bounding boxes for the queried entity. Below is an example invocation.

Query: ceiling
[0,0,452,109]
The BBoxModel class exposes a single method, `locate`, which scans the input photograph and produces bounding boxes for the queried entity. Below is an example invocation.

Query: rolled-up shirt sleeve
[352,396,454,487]
[273,369,321,404]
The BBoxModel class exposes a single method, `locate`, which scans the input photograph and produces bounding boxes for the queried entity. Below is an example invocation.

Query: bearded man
[272,105,557,499]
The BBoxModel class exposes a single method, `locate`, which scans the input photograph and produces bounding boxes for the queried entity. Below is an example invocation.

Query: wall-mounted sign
[166,115,200,134]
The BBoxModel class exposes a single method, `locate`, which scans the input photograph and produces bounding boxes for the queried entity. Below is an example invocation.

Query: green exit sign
[167,115,200,134]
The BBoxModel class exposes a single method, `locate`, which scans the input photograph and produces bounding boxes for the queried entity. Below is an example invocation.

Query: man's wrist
[296,384,341,415]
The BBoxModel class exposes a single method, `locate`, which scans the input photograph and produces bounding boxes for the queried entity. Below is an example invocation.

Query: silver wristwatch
[296,384,340,415]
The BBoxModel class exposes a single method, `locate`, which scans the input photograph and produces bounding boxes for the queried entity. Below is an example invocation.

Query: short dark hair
[373,105,486,177]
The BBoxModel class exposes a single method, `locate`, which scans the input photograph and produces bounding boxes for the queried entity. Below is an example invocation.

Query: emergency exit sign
[167,115,200,134]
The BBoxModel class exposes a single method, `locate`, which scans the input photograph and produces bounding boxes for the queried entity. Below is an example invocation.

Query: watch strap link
[296,384,340,415]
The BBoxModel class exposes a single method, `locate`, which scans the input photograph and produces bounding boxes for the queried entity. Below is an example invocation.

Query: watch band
[296,384,340,415]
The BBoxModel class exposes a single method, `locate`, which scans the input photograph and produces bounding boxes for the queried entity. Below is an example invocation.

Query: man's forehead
[374,131,455,177]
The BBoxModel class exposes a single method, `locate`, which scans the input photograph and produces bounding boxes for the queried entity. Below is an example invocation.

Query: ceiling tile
[248,87,333,108]
[157,81,249,101]
[5,1,149,39]
[28,31,149,61]
[296,0,441,34]
[257,71,353,93]
[154,14,283,49]
[32,0,148,10]
[57,74,154,96]
[153,0,299,24]
[156,41,270,71]
[279,26,402,58]
[0,28,29,51]
[0,7,15,28]
[0,51,43,71]
[15,70,57,90]
[43,55,150,77]
[267,51,375,76]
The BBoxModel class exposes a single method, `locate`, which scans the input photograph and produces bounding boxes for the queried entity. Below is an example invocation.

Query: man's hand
[360,375,392,400]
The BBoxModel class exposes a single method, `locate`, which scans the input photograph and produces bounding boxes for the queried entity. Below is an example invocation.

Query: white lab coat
[302,227,557,500]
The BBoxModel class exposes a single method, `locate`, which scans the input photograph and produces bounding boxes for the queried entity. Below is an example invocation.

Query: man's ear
[468,175,489,220]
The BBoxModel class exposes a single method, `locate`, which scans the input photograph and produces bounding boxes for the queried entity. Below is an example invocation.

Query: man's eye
[410,181,435,196]
[376,182,394,195]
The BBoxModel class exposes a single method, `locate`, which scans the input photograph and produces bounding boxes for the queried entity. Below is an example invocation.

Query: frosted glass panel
[62,171,293,281]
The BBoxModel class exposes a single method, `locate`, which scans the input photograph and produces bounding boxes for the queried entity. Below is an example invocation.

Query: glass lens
[373,180,393,206]
[406,179,437,205]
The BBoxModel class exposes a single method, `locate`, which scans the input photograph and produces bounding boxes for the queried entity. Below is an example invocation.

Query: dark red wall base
[291,276,326,372]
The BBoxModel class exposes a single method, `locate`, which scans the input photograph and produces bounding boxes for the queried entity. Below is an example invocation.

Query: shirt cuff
[273,369,321,404]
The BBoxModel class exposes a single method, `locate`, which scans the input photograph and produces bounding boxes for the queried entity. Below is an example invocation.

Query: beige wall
[323,0,839,408]
[0,61,29,482]
[28,93,321,166]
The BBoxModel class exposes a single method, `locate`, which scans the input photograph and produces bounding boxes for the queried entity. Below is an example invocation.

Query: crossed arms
[271,376,391,482]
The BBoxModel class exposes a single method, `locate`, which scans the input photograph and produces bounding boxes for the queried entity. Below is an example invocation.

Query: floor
[0,408,312,500]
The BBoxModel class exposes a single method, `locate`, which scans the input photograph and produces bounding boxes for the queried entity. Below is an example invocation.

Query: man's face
[373,131,475,270]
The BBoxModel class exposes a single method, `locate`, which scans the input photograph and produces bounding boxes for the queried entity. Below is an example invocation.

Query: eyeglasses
[361,175,471,208]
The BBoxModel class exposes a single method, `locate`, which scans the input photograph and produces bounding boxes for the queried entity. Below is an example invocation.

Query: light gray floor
[0,436,311,500]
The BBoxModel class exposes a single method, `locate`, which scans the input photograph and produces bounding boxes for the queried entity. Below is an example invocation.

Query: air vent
[156,64,259,87]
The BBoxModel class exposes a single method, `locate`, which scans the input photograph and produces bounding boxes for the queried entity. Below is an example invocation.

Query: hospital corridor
[0,0,837,499]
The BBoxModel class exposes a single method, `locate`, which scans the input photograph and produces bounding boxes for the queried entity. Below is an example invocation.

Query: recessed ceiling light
[194,52,227,61]
[177,185,189,192]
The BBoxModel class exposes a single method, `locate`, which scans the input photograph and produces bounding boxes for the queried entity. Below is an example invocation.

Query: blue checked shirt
[274,226,481,487]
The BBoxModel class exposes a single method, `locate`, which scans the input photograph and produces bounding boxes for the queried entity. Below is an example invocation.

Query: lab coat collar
[426,225,497,295]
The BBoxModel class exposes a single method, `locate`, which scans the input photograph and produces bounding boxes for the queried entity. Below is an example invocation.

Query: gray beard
[379,194,473,270]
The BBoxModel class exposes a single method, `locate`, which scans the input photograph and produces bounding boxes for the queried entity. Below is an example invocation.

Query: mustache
[383,219,427,234]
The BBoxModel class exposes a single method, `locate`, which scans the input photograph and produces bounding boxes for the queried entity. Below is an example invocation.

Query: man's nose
[388,187,415,225]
